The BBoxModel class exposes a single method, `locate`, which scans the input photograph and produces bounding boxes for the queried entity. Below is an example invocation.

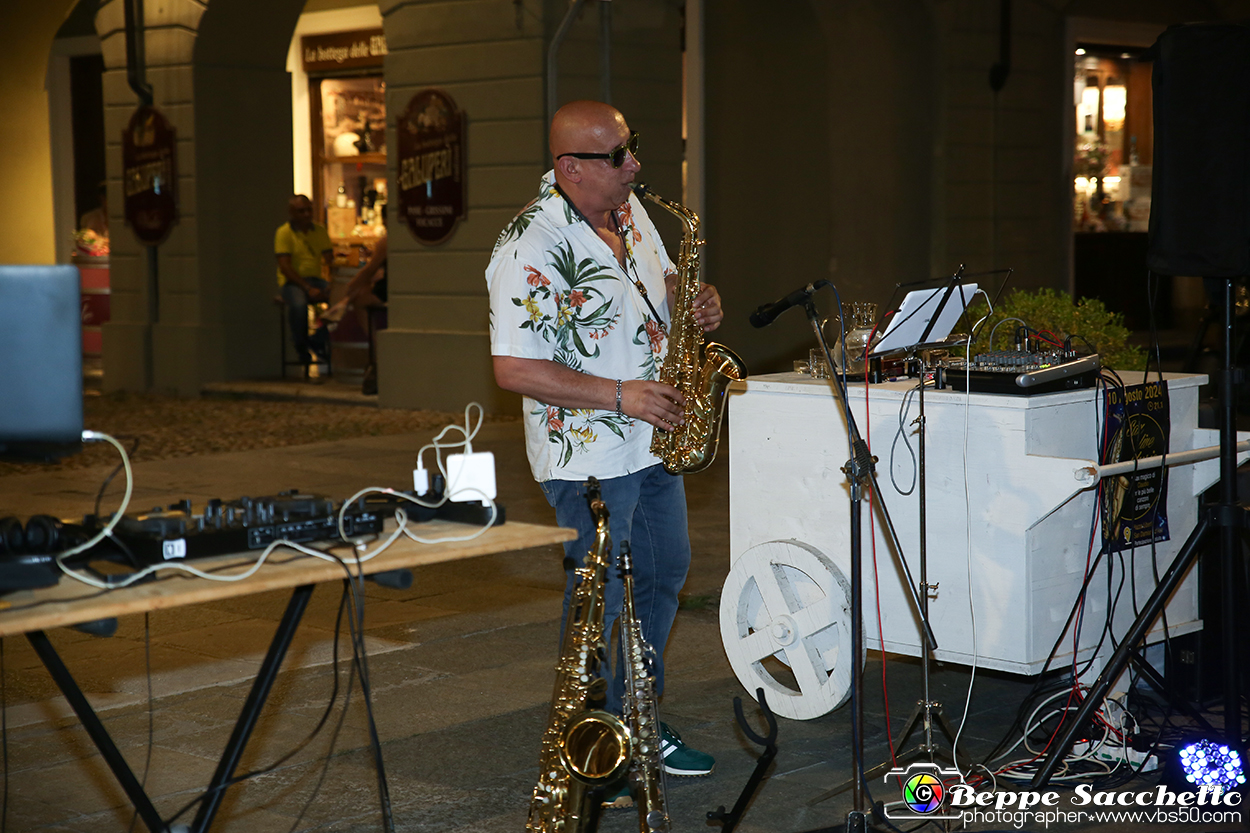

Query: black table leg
[27,629,168,833]
[192,583,315,832]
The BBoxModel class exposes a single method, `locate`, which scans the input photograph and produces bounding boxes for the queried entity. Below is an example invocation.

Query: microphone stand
[791,291,935,830]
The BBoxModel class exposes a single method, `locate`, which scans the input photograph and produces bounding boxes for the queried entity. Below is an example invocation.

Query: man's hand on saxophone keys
[692,283,723,332]
[622,380,685,432]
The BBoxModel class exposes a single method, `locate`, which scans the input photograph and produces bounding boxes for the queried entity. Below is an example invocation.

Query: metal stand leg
[885,372,966,769]
[192,583,315,832]
[807,365,964,808]
[26,583,318,832]
[27,630,168,833]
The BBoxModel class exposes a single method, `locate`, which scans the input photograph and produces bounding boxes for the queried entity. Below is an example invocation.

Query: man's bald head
[549,101,639,218]
[550,100,628,161]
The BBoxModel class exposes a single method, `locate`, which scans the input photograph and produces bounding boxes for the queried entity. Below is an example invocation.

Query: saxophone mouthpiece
[619,541,633,576]
[585,476,608,519]
[630,182,650,198]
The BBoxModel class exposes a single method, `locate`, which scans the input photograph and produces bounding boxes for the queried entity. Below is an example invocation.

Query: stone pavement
[0,399,1238,832]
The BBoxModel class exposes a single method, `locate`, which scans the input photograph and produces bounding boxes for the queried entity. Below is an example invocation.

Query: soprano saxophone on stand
[527,479,631,833]
[632,183,747,475]
[619,541,670,832]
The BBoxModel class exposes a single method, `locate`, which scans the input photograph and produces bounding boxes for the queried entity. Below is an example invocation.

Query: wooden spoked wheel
[719,540,856,720]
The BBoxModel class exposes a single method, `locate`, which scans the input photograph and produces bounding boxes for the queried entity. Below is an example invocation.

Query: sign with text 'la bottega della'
[398,89,465,245]
[122,105,178,246]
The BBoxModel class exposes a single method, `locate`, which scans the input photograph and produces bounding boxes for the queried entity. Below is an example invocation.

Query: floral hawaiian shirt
[486,171,674,482]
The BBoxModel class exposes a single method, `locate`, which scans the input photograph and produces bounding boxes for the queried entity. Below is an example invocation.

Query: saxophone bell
[559,711,631,785]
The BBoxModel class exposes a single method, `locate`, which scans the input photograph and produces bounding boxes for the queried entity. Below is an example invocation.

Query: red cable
[862,320,899,776]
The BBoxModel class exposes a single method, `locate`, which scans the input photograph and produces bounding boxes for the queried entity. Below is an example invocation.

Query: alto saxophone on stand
[527,479,631,833]
[632,183,747,475]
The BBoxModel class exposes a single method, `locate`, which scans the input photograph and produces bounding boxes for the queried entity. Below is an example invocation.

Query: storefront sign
[122,105,178,246]
[1101,381,1171,552]
[301,29,387,73]
[397,89,466,245]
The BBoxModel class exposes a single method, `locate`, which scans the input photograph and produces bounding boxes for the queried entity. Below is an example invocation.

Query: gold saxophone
[633,183,747,474]
[527,479,631,832]
[618,541,670,832]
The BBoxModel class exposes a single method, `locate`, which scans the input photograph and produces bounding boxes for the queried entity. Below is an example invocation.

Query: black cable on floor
[2,638,8,833]
[127,613,155,833]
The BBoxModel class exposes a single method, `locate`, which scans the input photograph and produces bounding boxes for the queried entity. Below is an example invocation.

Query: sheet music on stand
[868,283,979,358]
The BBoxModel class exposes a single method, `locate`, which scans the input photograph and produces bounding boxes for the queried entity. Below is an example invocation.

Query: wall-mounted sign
[398,89,466,245]
[122,105,178,246]
[301,29,387,73]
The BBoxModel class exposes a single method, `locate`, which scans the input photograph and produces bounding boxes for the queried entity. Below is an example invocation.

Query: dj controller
[0,488,504,596]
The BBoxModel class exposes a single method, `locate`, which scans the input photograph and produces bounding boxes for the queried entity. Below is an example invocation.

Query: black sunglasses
[556,131,639,168]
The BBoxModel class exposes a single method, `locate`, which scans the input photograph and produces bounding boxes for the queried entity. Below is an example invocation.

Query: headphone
[0,515,68,555]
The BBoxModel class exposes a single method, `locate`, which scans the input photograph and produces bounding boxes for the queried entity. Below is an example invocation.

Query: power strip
[1071,739,1158,771]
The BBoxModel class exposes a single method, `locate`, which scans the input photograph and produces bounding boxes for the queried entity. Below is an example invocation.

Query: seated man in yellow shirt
[275,194,333,370]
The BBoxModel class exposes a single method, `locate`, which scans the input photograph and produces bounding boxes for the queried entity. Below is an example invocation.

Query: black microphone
[749,281,827,328]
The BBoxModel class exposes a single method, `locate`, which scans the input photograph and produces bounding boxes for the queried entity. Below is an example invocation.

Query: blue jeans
[282,278,329,365]
[540,465,691,715]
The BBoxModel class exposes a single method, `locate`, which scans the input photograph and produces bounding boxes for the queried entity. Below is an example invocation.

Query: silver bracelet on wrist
[615,379,623,417]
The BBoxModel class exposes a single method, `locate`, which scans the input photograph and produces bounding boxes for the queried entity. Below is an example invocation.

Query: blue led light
[1179,740,1246,791]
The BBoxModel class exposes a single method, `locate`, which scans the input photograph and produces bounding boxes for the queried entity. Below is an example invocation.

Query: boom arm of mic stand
[804,299,938,651]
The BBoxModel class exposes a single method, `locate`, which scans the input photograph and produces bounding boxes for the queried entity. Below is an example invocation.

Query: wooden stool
[274,295,333,380]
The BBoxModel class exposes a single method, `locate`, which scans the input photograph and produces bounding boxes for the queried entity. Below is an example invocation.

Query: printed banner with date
[1101,381,1170,552]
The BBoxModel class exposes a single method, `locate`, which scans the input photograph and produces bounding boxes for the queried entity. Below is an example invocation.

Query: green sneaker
[660,722,714,776]
[601,781,633,808]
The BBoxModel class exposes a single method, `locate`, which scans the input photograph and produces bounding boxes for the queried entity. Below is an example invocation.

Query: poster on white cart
[1101,381,1170,552]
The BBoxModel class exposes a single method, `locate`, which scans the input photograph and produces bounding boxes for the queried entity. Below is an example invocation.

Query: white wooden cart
[722,371,1236,720]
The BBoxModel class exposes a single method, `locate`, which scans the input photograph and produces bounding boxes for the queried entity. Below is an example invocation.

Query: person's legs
[625,465,690,700]
[625,467,712,776]
[281,281,313,365]
[540,466,713,785]
[305,277,330,364]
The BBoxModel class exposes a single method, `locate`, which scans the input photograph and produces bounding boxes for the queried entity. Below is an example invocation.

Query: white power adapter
[446,451,497,505]
[413,451,497,506]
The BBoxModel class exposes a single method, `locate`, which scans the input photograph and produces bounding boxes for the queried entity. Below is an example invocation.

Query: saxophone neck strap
[610,211,668,330]
[553,181,667,331]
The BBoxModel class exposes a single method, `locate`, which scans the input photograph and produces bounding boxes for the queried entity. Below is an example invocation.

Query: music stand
[769,287,935,831]
[866,280,981,775]
[869,282,980,360]
[808,278,984,816]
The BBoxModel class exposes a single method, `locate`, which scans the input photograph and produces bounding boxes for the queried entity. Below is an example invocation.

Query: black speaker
[1148,22,1250,278]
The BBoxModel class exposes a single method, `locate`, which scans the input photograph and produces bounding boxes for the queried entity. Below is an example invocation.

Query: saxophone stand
[707,688,778,833]
[772,287,937,833]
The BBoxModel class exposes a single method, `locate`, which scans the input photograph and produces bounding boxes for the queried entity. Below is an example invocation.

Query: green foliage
[970,288,1145,372]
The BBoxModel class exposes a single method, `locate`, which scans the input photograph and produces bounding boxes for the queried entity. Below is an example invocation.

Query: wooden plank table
[1,519,575,833]
[0,520,574,636]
